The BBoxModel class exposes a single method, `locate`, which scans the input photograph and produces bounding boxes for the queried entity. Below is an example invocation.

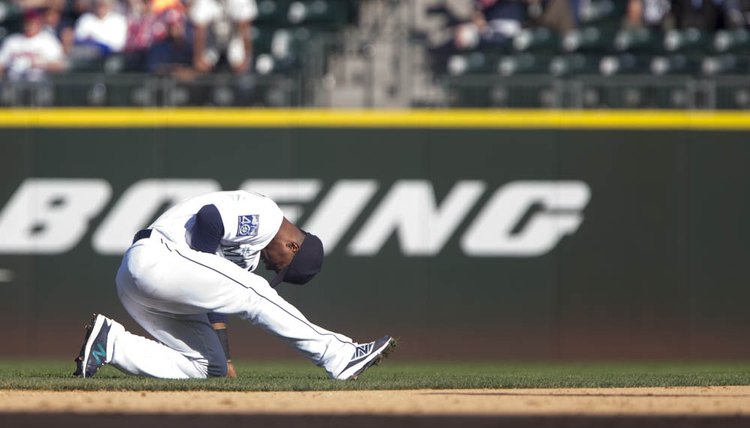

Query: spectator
[16,0,48,10]
[189,0,256,74]
[624,0,671,29]
[670,0,742,31]
[123,0,186,71]
[122,0,155,70]
[425,0,526,76]
[150,0,185,44]
[460,0,526,49]
[721,0,750,28]
[60,0,91,26]
[146,8,194,78]
[532,0,581,33]
[73,0,127,57]
[0,8,66,81]
[44,0,75,54]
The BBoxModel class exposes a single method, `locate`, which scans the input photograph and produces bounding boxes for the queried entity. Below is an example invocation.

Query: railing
[2,72,748,110]
[0,73,305,108]
[439,75,750,110]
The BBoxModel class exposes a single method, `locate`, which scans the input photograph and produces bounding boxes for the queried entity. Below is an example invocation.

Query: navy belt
[132,229,152,244]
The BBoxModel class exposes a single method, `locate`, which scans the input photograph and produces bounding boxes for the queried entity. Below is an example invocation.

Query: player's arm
[208,313,236,379]
[190,205,236,378]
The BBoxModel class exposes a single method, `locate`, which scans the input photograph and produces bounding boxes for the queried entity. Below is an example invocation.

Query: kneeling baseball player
[73,190,395,380]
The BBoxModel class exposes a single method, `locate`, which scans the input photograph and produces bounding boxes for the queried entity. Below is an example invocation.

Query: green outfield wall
[1,109,749,360]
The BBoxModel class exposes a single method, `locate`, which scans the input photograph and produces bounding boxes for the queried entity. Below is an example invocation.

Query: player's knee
[207,359,228,378]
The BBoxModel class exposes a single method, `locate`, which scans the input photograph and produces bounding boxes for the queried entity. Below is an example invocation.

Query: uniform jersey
[0,31,64,81]
[74,11,128,53]
[149,190,283,272]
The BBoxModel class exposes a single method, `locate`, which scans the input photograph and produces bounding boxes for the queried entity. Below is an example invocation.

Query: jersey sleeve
[190,204,224,253]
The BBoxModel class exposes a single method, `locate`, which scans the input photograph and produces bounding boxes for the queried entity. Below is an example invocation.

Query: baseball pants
[109,230,356,379]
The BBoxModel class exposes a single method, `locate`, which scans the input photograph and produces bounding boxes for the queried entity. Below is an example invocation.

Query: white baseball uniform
[0,31,64,81]
[107,190,357,379]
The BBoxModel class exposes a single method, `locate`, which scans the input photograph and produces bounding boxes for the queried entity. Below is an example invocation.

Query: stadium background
[0,0,749,363]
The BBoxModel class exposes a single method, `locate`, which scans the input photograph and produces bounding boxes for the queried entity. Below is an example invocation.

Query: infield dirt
[1,386,750,415]
[2,386,750,427]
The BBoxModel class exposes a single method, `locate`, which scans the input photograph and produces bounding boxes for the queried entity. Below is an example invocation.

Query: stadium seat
[701,54,748,76]
[549,54,601,77]
[512,28,560,53]
[598,54,650,75]
[650,54,699,76]
[614,28,662,53]
[562,26,615,54]
[577,0,626,30]
[251,26,275,53]
[255,0,292,25]
[664,29,710,53]
[447,52,496,76]
[713,29,750,53]
[255,0,351,28]
[287,0,345,26]
[498,53,550,76]
[0,2,22,38]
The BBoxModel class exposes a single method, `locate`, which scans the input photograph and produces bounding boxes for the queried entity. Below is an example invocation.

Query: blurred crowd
[0,0,257,81]
[430,0,750,54]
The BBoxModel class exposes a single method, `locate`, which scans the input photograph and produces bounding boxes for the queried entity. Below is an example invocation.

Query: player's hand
[211,321,234,378]
[226,360,237,379]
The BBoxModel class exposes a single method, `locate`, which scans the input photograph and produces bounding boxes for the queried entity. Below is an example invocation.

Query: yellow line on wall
[0,109,748,129]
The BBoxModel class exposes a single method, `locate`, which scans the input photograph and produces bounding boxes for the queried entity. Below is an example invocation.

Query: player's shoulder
[227,190,279,207]
[202,190,280,210]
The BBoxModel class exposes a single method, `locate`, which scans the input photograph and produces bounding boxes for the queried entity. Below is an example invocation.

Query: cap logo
[237,214,259,237]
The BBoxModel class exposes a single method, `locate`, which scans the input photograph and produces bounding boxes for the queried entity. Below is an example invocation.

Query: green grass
[2,360,750,391]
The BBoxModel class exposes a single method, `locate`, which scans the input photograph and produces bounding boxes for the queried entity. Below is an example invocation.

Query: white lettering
[0,178,111,254]
[349,180,485,256]
[92,179,220,254]
[303,180,378,254]
[461,181,590,256]
[0,179,592,257]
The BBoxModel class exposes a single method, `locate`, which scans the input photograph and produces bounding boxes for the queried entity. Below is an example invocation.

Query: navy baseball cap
[270,232,324,288]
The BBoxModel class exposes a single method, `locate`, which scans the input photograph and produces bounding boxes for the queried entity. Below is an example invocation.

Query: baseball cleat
[334,336,396,380]
[73,313,112,378]
[73,314,96,377]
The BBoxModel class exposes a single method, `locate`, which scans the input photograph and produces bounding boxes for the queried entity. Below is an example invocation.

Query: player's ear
[287,241,301,254]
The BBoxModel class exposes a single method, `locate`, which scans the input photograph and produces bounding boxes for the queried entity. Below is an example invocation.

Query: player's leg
[109,283,227,379]
[76,240,228,379]
[73,308,225,379]
[126,235,358,378]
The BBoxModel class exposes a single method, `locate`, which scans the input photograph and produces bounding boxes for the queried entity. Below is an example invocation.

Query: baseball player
[73,190,395,380]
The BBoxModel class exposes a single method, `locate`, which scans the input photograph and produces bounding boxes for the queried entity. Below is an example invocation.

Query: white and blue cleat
[334,336,396,380]
[73,314,112,378]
